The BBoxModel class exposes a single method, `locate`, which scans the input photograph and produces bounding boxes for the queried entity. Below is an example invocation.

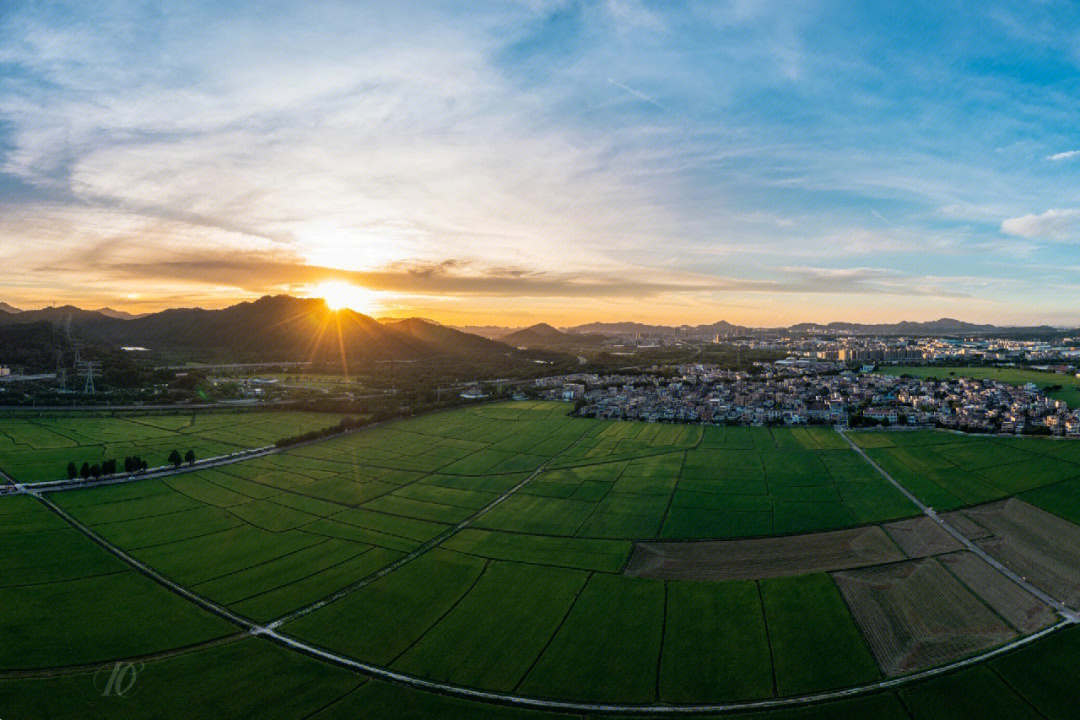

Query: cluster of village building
[541,363,1080,436]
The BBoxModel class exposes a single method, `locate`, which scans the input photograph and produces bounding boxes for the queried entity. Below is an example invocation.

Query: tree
[124,456,134,473]
[168,449,182,468]
[67,462,78,480]
[89,464,101,478]
[80,462,91,480]
[184,449,196,466]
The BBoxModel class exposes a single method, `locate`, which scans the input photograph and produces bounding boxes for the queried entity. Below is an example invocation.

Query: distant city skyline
[3,1,1080,326]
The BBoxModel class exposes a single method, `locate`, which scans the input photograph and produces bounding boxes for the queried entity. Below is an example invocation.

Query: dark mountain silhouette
[502,323,605,349]
[0,321,57,369]
[382,317,511,356]
[0,296,515,362]
[0,305,117,329]
[0,302,21,314]
[94,307,146,320]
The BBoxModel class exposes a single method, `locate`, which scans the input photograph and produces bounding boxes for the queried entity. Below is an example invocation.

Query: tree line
[65,449,196,480]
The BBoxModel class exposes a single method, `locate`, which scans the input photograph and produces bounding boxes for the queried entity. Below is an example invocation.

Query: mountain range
[1,297,1070,369]
[468,318,1065,339]
[0,296,514,363]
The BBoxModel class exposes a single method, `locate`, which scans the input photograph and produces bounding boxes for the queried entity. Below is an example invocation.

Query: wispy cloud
[606,79,668,111]
[1001,208,1080,241]
[1,2,1079,324]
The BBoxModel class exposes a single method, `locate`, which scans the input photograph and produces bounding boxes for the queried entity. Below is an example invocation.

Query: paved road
[839,428,1080,622]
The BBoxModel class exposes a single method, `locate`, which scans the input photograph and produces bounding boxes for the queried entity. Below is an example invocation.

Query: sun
[311,281,378,314]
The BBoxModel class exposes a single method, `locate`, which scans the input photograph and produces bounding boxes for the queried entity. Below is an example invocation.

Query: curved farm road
[22,490,1080,714]
[17,432,1078,715]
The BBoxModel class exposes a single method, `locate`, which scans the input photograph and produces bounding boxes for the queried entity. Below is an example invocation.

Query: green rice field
[0,411,343,482]
[850,429,1080,511]
[6,401,1080,718]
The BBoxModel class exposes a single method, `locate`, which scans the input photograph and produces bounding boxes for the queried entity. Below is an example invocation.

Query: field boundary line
[30,492,258,631]
[23,468,1080,715]
[839,429,1080,623]
[0,402,476,491]
[259,621,1069,715]
[268,421,600,627]
[0,634,248,680]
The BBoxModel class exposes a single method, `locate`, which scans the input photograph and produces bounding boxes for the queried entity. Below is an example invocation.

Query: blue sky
[2,0,1079,325]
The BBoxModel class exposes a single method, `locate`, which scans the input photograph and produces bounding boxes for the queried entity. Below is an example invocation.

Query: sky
[2,0,1080,327]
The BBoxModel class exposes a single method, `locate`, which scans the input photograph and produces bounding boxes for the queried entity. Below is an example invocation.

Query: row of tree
[274,416,366,448]
[65,449,196,480]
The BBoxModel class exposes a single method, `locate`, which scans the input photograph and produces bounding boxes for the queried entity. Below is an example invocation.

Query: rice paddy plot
[852,430,1080,509]
[963,499,1080,607]
[0,500,233,670]
[393,561,588,692]
[516,572,665,703]
[658,580,774,703]
[0,411,343,483]
[760,573,881,695]
[285,549,487,666]
[832,558,1017,676]
[626,526,905,581]
[0,638,362,720]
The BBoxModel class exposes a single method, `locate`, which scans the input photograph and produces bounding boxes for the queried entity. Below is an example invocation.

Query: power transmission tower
[55,349,67,390]
[77,360,100,393]
[71,338,83,368]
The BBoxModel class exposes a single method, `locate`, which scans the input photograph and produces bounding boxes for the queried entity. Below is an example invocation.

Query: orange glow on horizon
[309,281,380,315]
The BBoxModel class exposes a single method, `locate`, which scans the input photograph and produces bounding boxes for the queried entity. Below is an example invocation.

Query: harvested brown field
[965,498,1080,607]
[938,551,1057,633]
[940,510,992,540]
[833,558,1016,676]
[624,525,905,580]
[883,516,963,558]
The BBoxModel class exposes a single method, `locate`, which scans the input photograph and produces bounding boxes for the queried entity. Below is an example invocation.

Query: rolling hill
[0,296,515,363]
[502,323,605,349]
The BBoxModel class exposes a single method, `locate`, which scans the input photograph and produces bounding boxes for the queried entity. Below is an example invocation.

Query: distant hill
[454,325,519,339]
[382,317,511,356]
[94,307,146,320]
[503,323,605,349]
[0,296,520,363]
[0,305,121,334]
[0,302,21,314]
[785,318,1060,336]
[566,321,677,336]
[564,317,1063,338]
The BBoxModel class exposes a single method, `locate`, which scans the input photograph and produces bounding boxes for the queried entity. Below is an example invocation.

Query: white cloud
[1001,208,1080,241]
[1047,150,1080,161]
